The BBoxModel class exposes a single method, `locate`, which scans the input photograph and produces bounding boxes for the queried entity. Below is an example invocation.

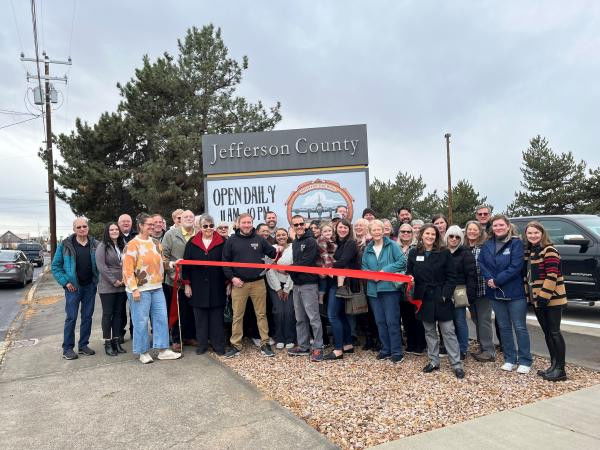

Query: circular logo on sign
[285,179,354,224]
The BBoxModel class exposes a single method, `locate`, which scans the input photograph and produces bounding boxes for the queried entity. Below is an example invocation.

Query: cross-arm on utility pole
[21,52,71,258]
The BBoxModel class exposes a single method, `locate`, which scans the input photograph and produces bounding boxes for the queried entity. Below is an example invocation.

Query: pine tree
[583,167,600,214]
[50,113,143,223]
[50,25,281,223]
[443,179,487,227]
[369,171,442,221]
[506,136,587,216]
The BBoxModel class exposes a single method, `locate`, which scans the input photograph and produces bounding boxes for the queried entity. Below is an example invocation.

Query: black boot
[537,356,556,376]
[113,337,127,354]
[536,307,555,376]
[105,339,117,356]
[362,336,374,351]
[543,331,566,382]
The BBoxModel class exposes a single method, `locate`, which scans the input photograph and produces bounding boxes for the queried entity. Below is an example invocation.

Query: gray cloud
[1,0,599,235]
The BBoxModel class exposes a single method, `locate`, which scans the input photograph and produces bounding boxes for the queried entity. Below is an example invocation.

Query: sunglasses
[448,235,460,239]
[400,230,412,234]
[202,224,215,229]
[292,223,305,227]
[75,225,88,229]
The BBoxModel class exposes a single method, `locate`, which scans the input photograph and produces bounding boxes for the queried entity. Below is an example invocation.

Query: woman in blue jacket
[479,214,532,373]
[362,220,407,362]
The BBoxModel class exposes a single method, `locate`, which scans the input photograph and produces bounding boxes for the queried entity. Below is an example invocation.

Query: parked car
[0,250,34,287]
[16,242,44,267]
[510,215,600,305]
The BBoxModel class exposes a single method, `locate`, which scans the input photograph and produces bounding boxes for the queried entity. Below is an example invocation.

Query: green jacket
[162,227,192,286]
[361,237,406,297]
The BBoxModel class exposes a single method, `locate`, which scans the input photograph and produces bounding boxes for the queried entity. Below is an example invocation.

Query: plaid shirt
[316,236,337,268]
[470,244,486,298]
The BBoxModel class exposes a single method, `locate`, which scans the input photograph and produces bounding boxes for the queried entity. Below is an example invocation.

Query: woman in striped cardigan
[524,221,567,382]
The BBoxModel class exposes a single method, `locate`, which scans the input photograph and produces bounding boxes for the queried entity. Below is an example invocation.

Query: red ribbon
[168,260,419,328]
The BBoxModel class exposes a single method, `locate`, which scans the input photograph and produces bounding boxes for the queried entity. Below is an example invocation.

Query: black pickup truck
[15,242,45,267]
[510,215,600,305]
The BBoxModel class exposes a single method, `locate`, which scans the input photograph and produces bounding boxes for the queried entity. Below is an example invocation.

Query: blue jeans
[369,291,403,357]
[127,288,169,354]
[491,298,532,366]
[452,307,469,354]
[327,285,352,350]
[63,283,97,351]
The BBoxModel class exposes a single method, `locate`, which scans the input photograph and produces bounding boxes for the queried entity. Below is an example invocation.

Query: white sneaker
[285,343,295,349]
[276,342,285,349]
[516,365,531,374]
[269,337,276,346]
[252,338,261,347]
[139,352,154,364]
[157,349,182,360]
[501,362,516,371]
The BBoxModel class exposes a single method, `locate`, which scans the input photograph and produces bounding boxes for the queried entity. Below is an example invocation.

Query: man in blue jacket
[51,217,99,360]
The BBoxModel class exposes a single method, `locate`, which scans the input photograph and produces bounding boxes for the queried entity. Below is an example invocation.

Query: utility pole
[22,52,71,258]
[444,133,453,225]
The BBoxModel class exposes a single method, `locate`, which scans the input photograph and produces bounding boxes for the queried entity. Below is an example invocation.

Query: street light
[445,133,453,224]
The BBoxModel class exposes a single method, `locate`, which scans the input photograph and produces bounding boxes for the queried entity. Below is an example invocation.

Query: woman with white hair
[361,220,407,362]
[444,225,477,360]
[182,213,227,355]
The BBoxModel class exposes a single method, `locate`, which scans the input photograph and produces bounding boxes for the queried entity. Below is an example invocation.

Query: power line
[0,114,42,130]
[9,0,25,55]
[0,109,37,116]
[29,0,46,137]
[68,0,76,58]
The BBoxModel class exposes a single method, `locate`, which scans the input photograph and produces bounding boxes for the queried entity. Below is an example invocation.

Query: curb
[0,265,50,366]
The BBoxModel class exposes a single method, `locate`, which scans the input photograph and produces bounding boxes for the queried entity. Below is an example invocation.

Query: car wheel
[19,274,26,288]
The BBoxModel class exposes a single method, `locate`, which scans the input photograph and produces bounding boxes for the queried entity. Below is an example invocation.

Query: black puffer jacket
[450,246,478,304]
[290,230,319,285]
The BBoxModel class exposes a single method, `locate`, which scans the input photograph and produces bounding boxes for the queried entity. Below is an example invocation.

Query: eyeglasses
[400,230,412,234]
[448,235,460,239]
[217,226,229,230]
[75,225,88,229]
[477,212,489,216]
[202,224,215,229]
[292,223,305,228]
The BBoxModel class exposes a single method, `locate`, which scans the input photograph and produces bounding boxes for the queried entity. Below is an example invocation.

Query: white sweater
[266,245,294,293]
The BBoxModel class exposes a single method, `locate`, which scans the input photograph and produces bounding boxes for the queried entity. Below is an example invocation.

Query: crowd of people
[51,204,568,382]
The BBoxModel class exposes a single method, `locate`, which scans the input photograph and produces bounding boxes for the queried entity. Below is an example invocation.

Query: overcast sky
[1,0,599,237]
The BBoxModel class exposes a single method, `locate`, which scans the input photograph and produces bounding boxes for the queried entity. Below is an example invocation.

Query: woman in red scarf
[182,213,227,355]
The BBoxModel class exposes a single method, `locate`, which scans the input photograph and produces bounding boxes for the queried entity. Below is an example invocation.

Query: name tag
[502,249,511,255]
[416,256,425,262]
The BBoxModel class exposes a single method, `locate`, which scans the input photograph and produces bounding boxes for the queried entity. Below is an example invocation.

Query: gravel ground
[217,341,600,449]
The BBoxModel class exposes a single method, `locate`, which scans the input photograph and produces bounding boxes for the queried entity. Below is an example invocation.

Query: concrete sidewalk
[0,272,335,449]
[374,383,600,449]
[2,272,599,449]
